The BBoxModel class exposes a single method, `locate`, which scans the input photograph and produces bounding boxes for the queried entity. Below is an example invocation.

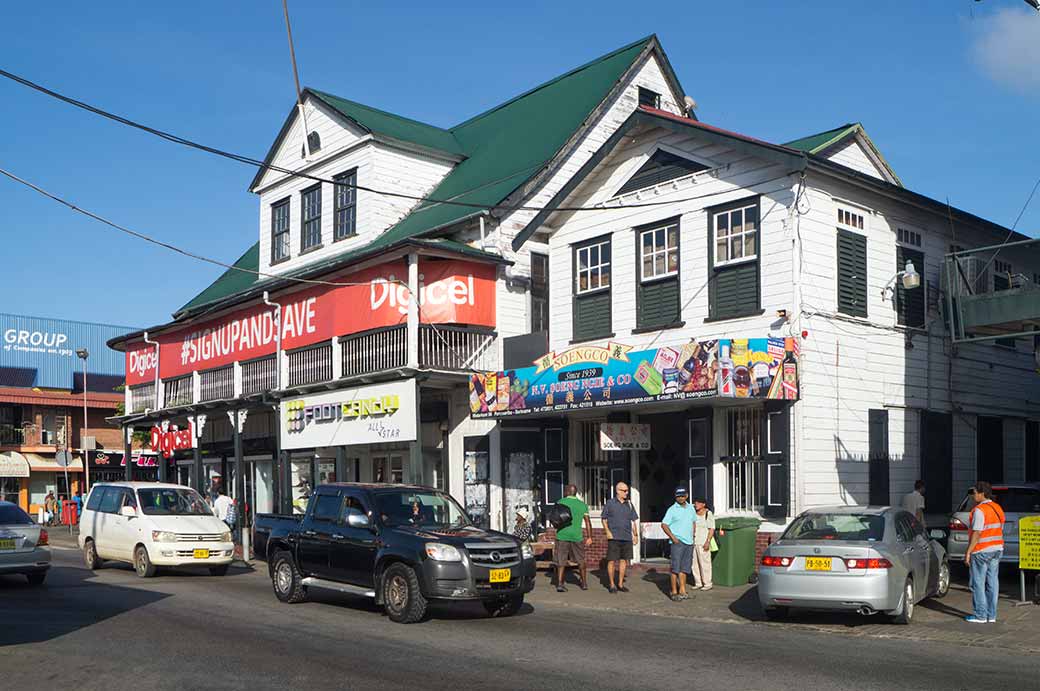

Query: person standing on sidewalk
[901,480,926,525]
[601,482,639,594]
[964,481,1005,624]
[554,485,592,592]
[692,497,716,591]
[660,487,696,601]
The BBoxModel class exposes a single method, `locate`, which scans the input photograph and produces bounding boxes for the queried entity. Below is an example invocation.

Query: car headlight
[425,543,462,562]
[151,531,178,543]
[521,542,533,560]
[221,531,232,542]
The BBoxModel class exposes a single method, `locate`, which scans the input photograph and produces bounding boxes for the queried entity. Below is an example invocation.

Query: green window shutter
[573,291,612,341]
[836,230,868,318]
[895,246,925,328]
[709,262,759,320]
[637,277,680,329]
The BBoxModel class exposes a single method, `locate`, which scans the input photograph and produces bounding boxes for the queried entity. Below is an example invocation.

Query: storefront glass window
[291,459,313,515]
[29,477,54,505]
[578,421,611,511]
[254,460,274,515]
[317,459,336,485]
[373,455,403,484]
[1,477,20,504]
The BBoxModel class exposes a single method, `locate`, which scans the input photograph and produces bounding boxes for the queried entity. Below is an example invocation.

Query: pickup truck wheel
[271,551,307,604]
[134,545,157,579]
[382,563,427,624]
[83,539,102,570]
[483,594,524,618]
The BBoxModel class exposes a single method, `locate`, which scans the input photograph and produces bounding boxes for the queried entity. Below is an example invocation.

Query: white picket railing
[200,366,234,402]
[162,376,193,408]
[242,355,277,395]
[287,342,333,387]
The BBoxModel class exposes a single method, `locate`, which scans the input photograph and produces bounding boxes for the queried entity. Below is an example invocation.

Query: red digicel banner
[125,259,496,385]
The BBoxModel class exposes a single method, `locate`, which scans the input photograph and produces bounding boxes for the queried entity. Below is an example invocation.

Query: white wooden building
[112,35,1039,553]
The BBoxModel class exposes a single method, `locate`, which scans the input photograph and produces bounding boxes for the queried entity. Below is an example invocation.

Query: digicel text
[370,273,475,314]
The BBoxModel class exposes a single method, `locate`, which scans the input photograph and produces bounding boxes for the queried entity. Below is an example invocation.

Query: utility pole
[76,348,89,497]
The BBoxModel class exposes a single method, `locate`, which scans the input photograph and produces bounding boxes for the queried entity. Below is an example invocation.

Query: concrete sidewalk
[526,563,1040,654]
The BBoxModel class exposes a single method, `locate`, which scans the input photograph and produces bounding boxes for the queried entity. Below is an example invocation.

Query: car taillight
[761,555,792,567]
[38,529,48,546]
[844,557,891,569]
[949,517,968,532]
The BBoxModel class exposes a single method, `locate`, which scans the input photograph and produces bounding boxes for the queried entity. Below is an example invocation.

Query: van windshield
[958,488,1040,513]
[783,513,886,542]
[138,488,213,516]
[375,490,470,529]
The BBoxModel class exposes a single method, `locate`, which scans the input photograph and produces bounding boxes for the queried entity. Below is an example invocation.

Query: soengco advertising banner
[126,259,495,385]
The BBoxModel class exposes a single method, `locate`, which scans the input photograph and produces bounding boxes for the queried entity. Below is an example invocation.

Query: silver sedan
[758,506,949,624]
[0,501,51,585]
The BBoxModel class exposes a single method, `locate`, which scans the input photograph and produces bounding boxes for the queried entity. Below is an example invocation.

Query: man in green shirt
[554,484,592,592]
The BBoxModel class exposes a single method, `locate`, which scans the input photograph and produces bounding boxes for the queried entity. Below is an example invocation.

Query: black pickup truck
[253,482,536,623]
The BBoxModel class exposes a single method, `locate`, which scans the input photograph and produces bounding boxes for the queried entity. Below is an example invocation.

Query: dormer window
[638,87,661,109]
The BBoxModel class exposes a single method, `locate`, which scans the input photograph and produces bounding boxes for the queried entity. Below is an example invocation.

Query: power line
[971,173,1040,289]
[0,165,489,374]
[0,66,789,215]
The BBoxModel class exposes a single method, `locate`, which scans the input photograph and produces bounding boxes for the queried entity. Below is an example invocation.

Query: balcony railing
[288,343,333,387]
[129,383,156,414]
[341,326,407,378]
[724,457,767,513]
[242,355,277,395]
[0,424,29,445]
[163,376,193,408]
[340,324,498,378]
[419,324,497,372]
[200,366,234,402]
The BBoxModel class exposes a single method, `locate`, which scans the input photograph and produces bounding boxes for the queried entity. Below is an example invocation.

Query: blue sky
[1,1,1037,327]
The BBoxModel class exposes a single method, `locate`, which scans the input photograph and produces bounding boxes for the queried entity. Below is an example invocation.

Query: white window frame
[639,222,679,282]
[575,239,611,295]
[713,202,759,268]
[896,227,922,248]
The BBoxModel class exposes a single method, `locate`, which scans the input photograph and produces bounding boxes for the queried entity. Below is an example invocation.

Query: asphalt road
[2,547,1036,691]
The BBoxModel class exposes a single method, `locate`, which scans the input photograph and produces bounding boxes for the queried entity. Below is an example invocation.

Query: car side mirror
[347,512,371,530]
[119,505,137,518]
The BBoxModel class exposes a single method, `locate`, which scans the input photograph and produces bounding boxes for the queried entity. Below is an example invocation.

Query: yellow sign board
[1020,515,1040,571]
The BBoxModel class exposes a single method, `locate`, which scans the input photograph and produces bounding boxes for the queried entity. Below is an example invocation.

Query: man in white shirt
[900,480,926,524]
[212,487,234,527]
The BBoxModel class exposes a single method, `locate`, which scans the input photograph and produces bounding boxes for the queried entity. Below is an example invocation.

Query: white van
[78,482,234,578]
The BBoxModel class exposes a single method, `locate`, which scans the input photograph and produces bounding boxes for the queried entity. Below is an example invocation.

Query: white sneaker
[988,618,997,623]
[700,585,713,591]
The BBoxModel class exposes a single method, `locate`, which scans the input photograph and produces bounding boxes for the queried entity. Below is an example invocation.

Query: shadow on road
[729,586,886,627]
[302,584,535,623]
[0,566,170,647]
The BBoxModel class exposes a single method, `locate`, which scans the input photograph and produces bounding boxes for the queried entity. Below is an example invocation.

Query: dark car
[253,483,536,623]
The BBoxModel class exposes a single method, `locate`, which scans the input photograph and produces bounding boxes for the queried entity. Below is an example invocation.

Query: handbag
[710,536,719,553]
[541,502,573,531]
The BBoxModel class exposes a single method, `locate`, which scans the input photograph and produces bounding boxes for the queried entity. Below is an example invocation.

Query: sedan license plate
[805,557,832,571]
[193,549,210,559]
[489,568,511,583]
[0,539,15,551]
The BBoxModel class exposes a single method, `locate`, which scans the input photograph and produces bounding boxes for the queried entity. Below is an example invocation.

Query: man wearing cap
[660,487,697,601]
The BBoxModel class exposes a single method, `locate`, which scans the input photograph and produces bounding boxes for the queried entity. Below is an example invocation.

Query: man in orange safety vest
[964,481,1005,624]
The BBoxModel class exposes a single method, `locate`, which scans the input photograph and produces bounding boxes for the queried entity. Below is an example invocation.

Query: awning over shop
[25,453,84,473]
[0,451,31,477]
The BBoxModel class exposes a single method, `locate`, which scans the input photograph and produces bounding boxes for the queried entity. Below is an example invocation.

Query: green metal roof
[179,242,260,312]
[376,35,657,244]
[187,36,665,318]
[784,123,859,153]
[308,89,465,156]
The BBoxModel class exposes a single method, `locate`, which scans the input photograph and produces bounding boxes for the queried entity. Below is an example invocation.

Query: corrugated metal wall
[0,313,136,390]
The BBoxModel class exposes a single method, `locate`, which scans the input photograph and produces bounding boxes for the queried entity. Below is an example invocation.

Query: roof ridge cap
[307,88,455,135]
[449,34,655,132]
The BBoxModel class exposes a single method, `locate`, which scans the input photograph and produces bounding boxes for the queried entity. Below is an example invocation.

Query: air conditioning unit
[942,255,990,297]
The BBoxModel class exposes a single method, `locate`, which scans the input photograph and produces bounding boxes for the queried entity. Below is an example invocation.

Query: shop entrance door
[920,411,953,514]
[639,412,692,523]
[501,430,541,535]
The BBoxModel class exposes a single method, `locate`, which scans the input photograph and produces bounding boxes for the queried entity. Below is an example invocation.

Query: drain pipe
[263,292,282,390]
[143,331,160,412]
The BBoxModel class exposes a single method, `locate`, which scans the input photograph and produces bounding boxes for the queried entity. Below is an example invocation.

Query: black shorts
[606,539,633,562]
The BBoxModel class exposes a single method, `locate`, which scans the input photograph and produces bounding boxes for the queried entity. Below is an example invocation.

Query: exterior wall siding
[823,138,885,180]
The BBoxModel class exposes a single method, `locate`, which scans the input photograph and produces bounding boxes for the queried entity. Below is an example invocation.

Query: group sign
[469,336,799,418]
[125,259,496,385]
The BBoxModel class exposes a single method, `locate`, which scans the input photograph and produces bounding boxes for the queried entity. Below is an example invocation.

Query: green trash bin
[713,516,761,586]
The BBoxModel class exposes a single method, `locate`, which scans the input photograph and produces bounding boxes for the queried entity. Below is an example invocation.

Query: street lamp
[76,348,89,497]
[881,260,921,300]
